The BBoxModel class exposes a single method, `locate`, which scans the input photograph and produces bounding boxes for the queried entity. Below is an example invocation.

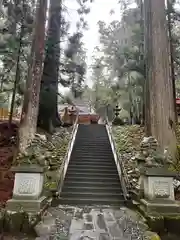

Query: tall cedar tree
[18,0,48,152]
[144,0,176,153]
[38,0,62,132]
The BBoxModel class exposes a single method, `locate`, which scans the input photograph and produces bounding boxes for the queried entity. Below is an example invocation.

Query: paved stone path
[35,205,152,240]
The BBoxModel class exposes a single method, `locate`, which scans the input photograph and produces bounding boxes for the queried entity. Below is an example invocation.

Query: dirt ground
[0,122,18,207]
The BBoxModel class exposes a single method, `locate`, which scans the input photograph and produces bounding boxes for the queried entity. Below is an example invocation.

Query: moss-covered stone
[0,209,5,232]
[146,215,164,233]
[14,128,71,194]
[144,231,161,240]
[113,125,144,190]
[164,216,180,234]
[7,212,36,234]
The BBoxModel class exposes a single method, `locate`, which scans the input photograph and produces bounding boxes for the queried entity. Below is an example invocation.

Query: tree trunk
[167,0,177,122]
[18,0,47,152]
[38,0,62,132]
[144,0,152,135]
[144,0,176,152]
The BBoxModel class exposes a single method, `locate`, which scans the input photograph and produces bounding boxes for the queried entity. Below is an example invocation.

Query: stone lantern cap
[140,167,177,177]
[11,164,44,173]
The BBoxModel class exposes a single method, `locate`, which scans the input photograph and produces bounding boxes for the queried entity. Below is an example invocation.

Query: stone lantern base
[6,165,47,213]
[6,196,47,213]
[138,167,180,216]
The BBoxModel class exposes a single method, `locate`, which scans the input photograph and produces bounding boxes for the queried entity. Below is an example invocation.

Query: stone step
[71,152,113,157]
[63,180,121,188]
[68,160,115,166]
[65,175,120,183]
[58,197,125,205]
[68,160,115,165]
[62,185,122,193]
[71,153,113,158]
[60,191,124,199]
[75,139,109,143]
[72,148,112,152]
[71,155,115,164]
[73,145,110,149]
[71,153,114,157]
[66,172,118,178]
[67,166,117,173]
[75,139,109,142]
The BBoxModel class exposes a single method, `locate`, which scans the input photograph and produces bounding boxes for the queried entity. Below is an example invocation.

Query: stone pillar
[139,167,180,216]
[6,165,47,213]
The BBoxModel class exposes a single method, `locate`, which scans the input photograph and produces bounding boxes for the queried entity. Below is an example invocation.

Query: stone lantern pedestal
[6,165,47,213]
[139,167,180,216]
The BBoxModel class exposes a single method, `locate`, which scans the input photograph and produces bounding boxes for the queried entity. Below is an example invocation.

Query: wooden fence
[0,108,20,121]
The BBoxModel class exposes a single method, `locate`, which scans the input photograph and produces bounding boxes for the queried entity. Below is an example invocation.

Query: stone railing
[105,119,130,200]
[57,115,79,194]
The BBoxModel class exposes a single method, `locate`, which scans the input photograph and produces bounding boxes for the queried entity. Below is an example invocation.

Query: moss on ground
[112,125,144,153]
[15,128,72,193]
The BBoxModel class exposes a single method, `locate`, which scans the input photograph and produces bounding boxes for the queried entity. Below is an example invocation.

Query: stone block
[6,196,47,213]
[69,219,84,233]
[99,233,110,240]
[140,167,176,201]
[6,165,47,213]
[139,167,180,222]
[92,211,107,233]
[144,176,174,201]
[13,172,44,200]
[83,213,93,222]
[8,212,30,233]
[11,165,44,173]
[69,231,98,240]
[83,222,94,230]
[34,213,56,237]
[10,165,44,200]
[103,209,115,222]
[106,221,123,239]
[140,199,180,216]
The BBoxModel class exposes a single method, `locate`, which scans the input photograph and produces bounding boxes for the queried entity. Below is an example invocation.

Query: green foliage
[89,0,180,123]
[0,0,94,131]
[112,117,124,126]
[90,2,144,122]
[64,32,87,98]
[0,0,36,107]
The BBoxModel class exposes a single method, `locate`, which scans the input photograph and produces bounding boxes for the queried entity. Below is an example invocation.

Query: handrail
[105,118,130,200]
[57,115,79,194]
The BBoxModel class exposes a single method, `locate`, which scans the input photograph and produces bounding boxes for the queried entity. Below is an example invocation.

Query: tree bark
[167,0,177,122]
[144,0,152,135]
[38,0,62,132]
[18,0,47,152]
[144,0,176,152]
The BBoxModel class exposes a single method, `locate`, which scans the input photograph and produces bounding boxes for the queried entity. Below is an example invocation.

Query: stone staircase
[60,124,126,205]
